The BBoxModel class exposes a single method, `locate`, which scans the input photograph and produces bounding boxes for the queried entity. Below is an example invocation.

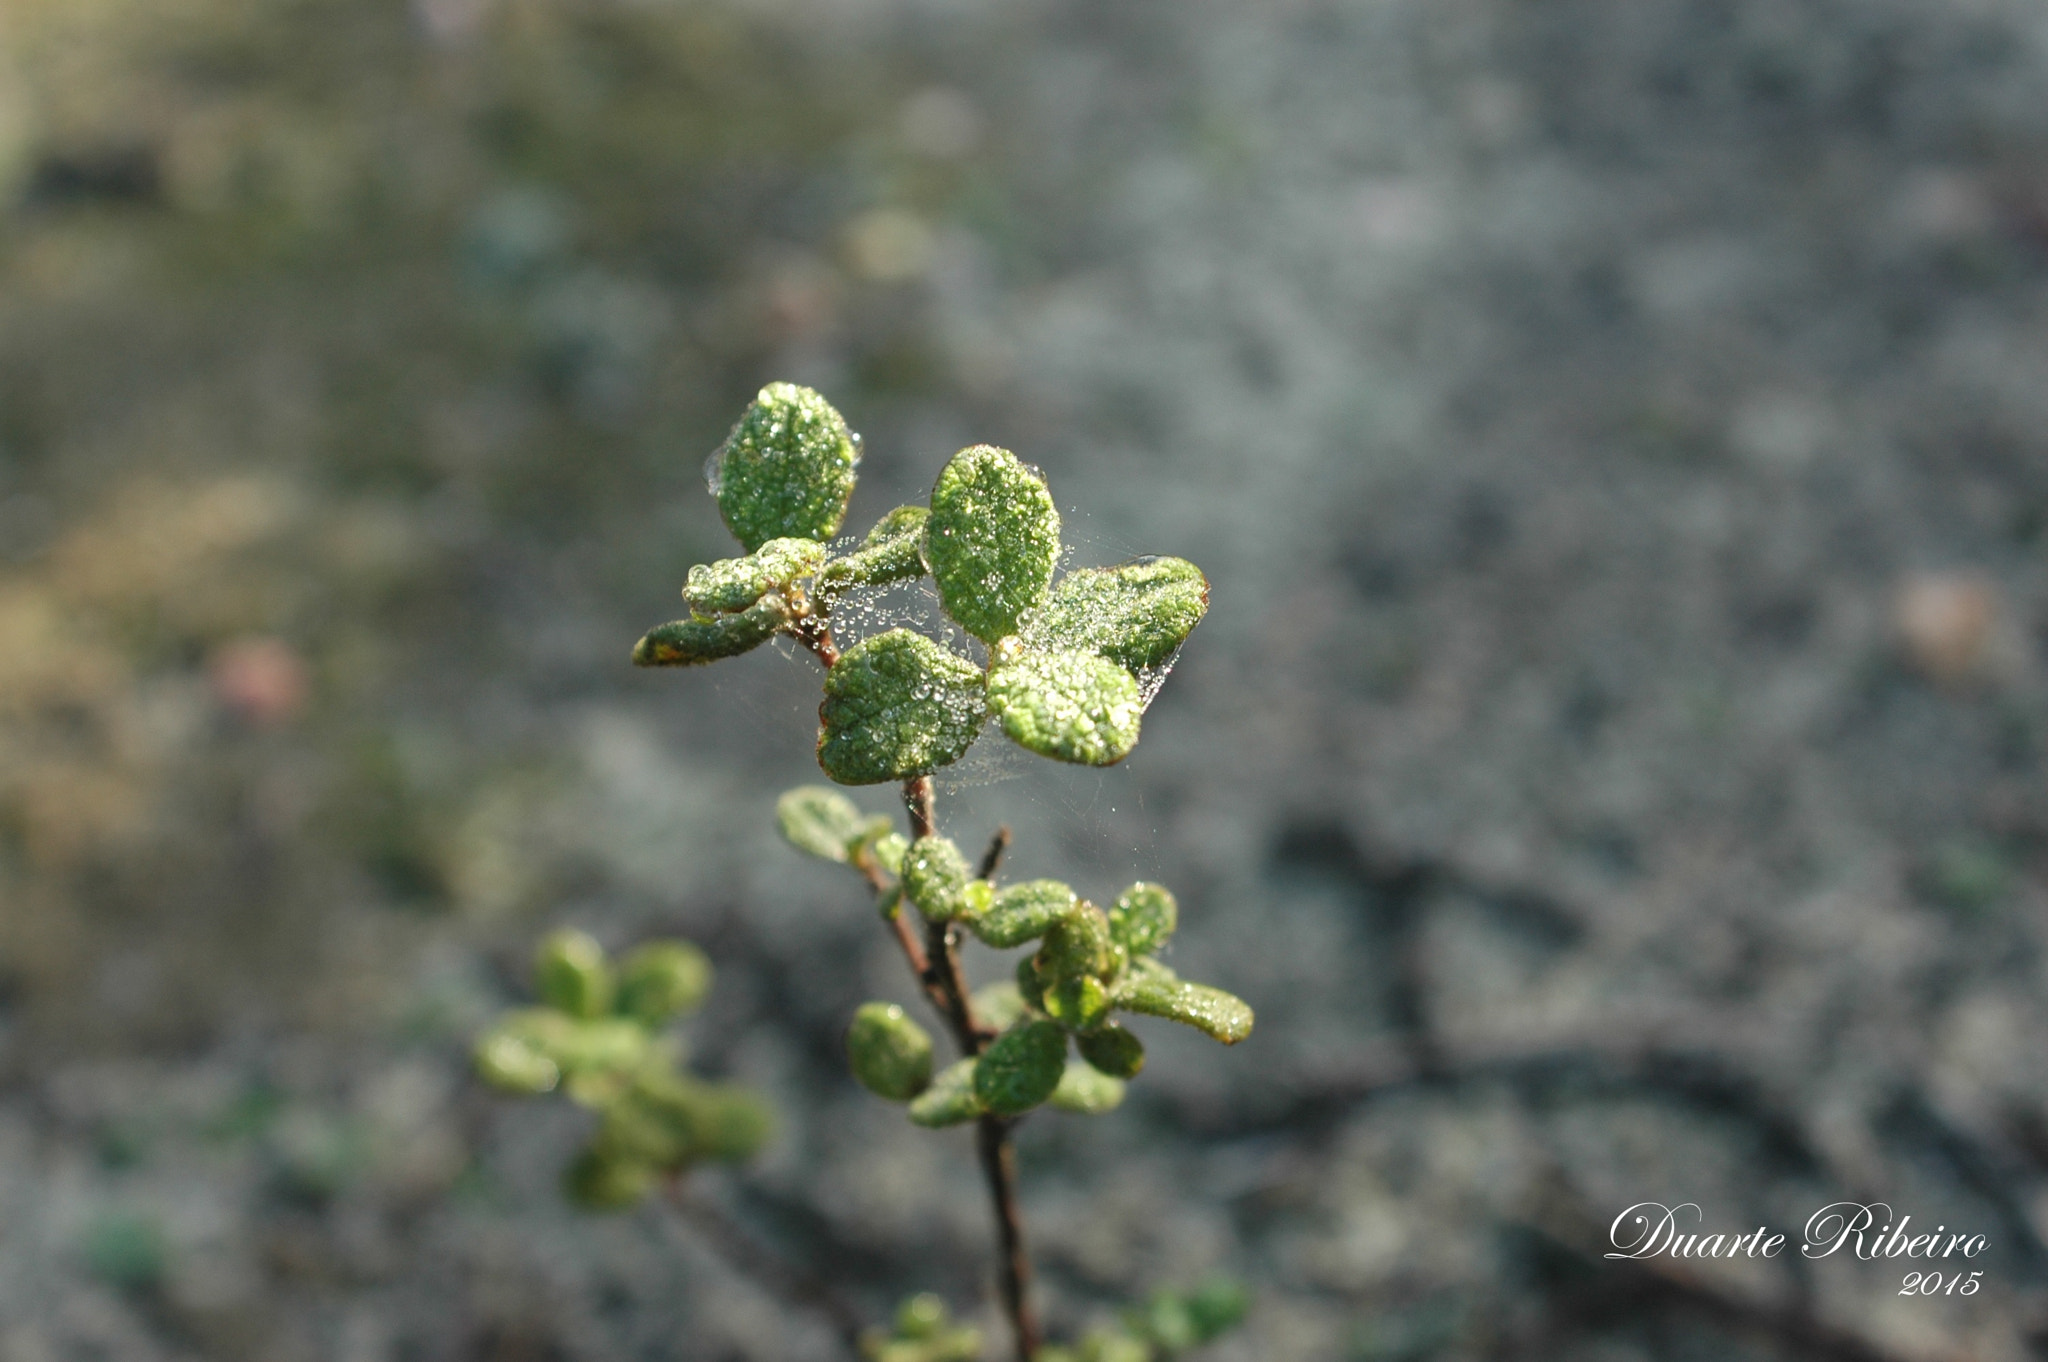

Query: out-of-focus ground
[7,1,2048,1358]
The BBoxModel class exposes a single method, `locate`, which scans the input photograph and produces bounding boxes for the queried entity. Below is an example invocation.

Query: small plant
[478,384,1252,1360]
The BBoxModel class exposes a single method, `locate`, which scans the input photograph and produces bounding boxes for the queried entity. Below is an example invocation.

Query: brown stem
[662,1176,867,1355]
[790,613,840,668]
[977,1117,1042,1362]
[898,776,1039,1362]
[976,825,1013,880]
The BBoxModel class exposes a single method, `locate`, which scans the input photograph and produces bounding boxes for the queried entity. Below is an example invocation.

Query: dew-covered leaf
[901,836,972,921]
[968,879,1077,948]
[924,445,1061,643]
[1075,1023,1145,1079]
[777,785,866,862]
[1114,968,1254,1044]
[847,1002,935,1101]
[536,929,612,1018]
[817,504,929,598]
[907,1058,985,1128]
[632,594,788,666]
[1029,556,1209,674]
[1042,975,1110,1030]
[816,629,986,785]
[973,1019,1067,1116]
[712,383,859,552]
[1047,1058,1126,1115]
[1036,903,1113,982]
[869,832,909,875]
[986,648,1143,766]
[615,941,712,1024]
[1108,882,1177,958]
[685,538,825,615]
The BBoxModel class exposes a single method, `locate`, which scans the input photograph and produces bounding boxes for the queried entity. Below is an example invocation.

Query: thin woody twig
[899,776,1041,1362]
[976,825,1012,880]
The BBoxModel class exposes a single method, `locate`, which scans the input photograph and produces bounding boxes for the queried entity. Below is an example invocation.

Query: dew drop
[703,447,727,496]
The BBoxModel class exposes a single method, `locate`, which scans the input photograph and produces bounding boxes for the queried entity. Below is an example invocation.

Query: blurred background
[5,0,2048,1358]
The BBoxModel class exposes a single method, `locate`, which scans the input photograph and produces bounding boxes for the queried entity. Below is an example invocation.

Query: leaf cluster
[783,787,1254,1127]
[634,385,1210,783]
[1035,1280,1252,1362]
[473,929,770,1210]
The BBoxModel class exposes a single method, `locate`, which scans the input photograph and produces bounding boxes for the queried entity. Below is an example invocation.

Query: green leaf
[1076,1023,1145,1079]
[1114,968,1254,1045]
[615,941,712,1024]
[847,1002,935,1101]
[1047,1058,1126,1115]
[972,1019,1067,1116]
[685,537,826,615]
[1029,556,1209,674]
[907,1058,985,1128]
[1015,954,1047,1011]
[1108,882,1177,958]
[970,981,1029,1032]
[1184,1278,1252,1342]
[685,1081,775,1162]
[870,832,909,875]
[564,1145,654,1210]
[924,445,1061,643]
[1036,904,1113,982]
[474,1024,561,1095]
[712,383,859,552]
[967,879,1076,948]
[1042,975,1111,1030]
[536,929,612,1018]
[817,629,987,785]
[632,594,788,666]
[986,648,1143,766]
[777,785,867,862]
[901,836,973,921]
[818,505,930,598]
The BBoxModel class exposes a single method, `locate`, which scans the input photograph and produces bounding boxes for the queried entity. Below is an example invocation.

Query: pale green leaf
[777,785,867,862]
[536,929,612,1018]
[907,1058,985,1128]
[615,941,712,1024]
[901,835,972,921]
[1047,1058,1126,1115]
[1114,968,1254,1044]
[817,504,930,598]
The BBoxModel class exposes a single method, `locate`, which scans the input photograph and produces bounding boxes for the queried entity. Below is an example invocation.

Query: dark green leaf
[712,383,859,551]
[632,594,787,666]
[967,879,1076,948]
[973,1019,1067,1116]
[924,445,1061,643]
[847,1002,935,1101]
[986,648,1143,766]
[1029,556,1209,674]
[1075,1023,1145,1079]
[1108,882,1177,958]
[1036,904,1113,982]
[816,629,986,785]
[685,537,825,615]
[564,1146,653,1210]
